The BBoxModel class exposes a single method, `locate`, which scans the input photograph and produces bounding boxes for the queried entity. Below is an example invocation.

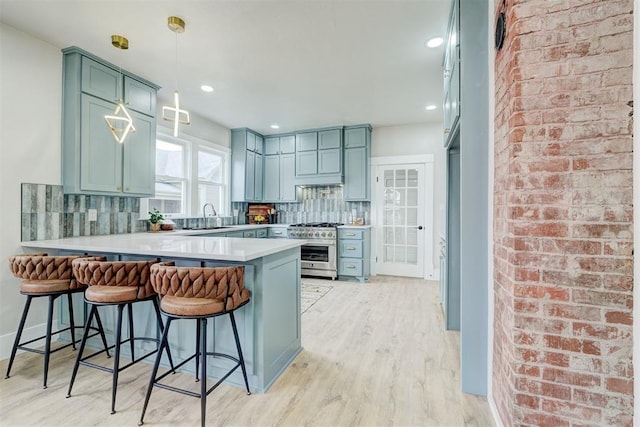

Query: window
[144,132,230,219]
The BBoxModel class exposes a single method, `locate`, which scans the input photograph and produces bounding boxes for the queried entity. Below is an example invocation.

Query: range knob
[321,232,326,237]
[314,232,319,237]
[327,231,334,238]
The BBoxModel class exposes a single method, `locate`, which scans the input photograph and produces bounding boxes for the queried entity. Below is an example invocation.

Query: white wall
[371,123,447,274]
[156,101,231,149]
[0,23,63,358]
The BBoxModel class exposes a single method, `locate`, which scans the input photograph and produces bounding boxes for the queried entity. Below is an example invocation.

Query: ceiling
[0,0,450,135]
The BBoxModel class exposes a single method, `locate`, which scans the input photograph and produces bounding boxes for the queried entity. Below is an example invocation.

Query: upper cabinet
[263,135,298,202]
[443,0,460,148]
[344,125,372,201]
[294,127,343,185]
[62,47,159,196]
[231,128,264,202]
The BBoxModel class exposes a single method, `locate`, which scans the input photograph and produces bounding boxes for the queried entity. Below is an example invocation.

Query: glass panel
[407,168,418,187]
[394,227,406,245]
[395,208,406,226]
[395,169,406,187]
[407,246,418,265]
[198,150,222,182]
[383,188,396,206]
[384,227,394,245]
[384,245,394,262]
[149,180,184,215]
[407,189,418,207]
[395,246,406,263]
[383,208,394,225]
[396,189,406,207]
[156,140,184,178]
[407,208,418,226]
[384,170,394,188]
[198,183,222,215]
[407,228,418,246]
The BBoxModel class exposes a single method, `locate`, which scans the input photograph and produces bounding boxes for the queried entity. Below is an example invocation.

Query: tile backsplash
[22,183,370,242]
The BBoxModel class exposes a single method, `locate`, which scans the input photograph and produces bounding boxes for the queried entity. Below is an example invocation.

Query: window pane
[156,140,184,178]
[198,150,222,182]
[198,183,222,214]
[149,181,184,215]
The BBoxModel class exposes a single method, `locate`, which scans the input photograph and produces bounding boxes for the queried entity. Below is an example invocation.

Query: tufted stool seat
[139,263,251,427]
[6,253,109,389]
[67,258,175,415]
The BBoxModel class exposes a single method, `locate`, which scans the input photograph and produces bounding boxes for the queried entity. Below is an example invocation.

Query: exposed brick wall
[492,1,634,425]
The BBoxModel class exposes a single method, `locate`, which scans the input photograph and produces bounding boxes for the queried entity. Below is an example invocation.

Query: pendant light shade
[104,35,136,144]
[162,16,190,137]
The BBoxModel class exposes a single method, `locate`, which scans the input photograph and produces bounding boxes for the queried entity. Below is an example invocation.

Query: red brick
[544,303,601,321]
[543,335,601,356]
[515,393,540,410]
[541,271,602,289]
[604,310,632,325]
[540,399,601,422]
[572,322,627,340]
[571,289,632,309]
[605,377,633,394]
[512,222,568,238]
[514,284,569,301]
[542,367,601,388]
[521,411,570,427]
[543,351,570,368]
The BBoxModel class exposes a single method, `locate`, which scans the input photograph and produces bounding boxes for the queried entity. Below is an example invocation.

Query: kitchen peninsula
[22,232,305,393]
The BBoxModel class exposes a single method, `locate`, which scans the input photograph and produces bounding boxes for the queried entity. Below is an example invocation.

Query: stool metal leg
[138,316,173,426]
[195,319,201,382]
[5,295,32,380]
[68,292,77,349]
[200,318,207,427]
[93,309,111,357]
[151,297,175,372]
[127,303,135,361]
[111,304,125,415]
[229,311,251,395]
[42,294,56,389]
[67,304,97,398]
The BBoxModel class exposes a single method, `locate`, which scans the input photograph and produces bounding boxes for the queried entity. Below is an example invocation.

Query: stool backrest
[150,263,248,311]
[72,258,158,299]
[9,254,86,289]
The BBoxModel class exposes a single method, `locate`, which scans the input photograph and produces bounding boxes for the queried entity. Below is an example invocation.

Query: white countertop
[21,232,305,262]
[337,224,372,229]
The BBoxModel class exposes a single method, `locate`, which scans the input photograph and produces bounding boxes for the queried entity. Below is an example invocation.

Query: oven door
[301,242,337,278]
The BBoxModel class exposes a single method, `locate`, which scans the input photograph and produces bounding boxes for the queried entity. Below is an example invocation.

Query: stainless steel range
[288,222,342,279]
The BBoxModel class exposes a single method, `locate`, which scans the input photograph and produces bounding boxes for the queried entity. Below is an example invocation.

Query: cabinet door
[344,127,367,148]
[81,57,119,102]
[344,147,368,201]
[123,110,155,195]
[280,153,296,201]
[318,148,341,174]
[124,76,156,116]
[295,132,317,151]
[318,129,341,149]
[280,135,295,154]
[254,153,263,201]
[80,94,122,193]
[296,151,317,176]
[264,137,280,155]
[255,135,264,155]
[263,155,280,201]
[246,132,256,152]
[245,150,256,200]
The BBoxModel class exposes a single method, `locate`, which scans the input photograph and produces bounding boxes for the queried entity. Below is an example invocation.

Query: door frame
[370,155,435,279]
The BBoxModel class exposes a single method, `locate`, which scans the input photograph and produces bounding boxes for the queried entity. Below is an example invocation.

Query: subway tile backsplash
[22,183,370,242]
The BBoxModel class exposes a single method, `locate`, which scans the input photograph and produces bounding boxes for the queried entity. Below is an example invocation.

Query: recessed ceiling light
[426,37,443,48]
[200,85,214,92]
[425,105,437,111]
[270,124,280,129]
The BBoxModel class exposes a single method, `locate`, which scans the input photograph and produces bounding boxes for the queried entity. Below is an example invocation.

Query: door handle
[417,226,423,230]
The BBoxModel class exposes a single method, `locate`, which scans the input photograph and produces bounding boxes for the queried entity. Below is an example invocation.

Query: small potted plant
[148,208,164,232]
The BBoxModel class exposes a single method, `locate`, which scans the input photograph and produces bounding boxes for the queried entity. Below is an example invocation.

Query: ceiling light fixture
[425,105,437,111]
[426,37,443,48]
[200,85,214,93]
[270,124,280,129]
[162,16,190,137]
[104,35,136,144]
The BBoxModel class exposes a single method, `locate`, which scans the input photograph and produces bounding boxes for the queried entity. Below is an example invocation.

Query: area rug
[301,279,334,313]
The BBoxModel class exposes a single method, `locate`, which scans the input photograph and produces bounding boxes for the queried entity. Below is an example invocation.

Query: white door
[375,164,425,277]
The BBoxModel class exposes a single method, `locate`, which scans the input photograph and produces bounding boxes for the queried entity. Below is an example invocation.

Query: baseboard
[0,321,49,361]
[488,394,504,427]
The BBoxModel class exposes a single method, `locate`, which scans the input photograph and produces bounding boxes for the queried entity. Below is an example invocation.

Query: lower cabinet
[338,227,371,282]
[268,226,289,238]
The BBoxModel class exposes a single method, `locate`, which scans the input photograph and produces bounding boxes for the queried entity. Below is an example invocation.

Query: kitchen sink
[182,226,232,230]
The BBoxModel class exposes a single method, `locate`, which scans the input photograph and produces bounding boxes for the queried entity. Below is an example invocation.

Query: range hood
[294,173,343,186]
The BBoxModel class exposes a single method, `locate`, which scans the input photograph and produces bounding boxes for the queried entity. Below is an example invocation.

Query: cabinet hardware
[444,128,451,133]
[346,247,356,251]
[117,186,122,190]
[125,187,130,191]
[346,233,356,236]
[346,265,356,269]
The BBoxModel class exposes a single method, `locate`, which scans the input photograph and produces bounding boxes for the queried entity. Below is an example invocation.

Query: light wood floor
[0,276,494,426]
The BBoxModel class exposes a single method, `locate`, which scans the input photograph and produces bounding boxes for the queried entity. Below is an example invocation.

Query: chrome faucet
[203,203,217,227]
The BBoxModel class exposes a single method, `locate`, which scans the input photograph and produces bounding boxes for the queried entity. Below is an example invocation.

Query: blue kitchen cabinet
[294,127,343,185]
[231,128,264,202]
[263,155,280,201]
[343,125,371,201]
[338,227,371,282]
[280,153,297,201]
[62,47,159,196]
[263,136,298,202]
[443,0,460,148]
[268,225,288,238]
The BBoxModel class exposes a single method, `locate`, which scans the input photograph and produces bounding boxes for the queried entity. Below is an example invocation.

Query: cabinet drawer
[339,258,363,277]
[268,228,288,238]
[243,230,257,238]
[124,76,156,116]
[296,132,318,151]
[256,228,268,238]
[81,57,119,101]
[339,229,364,240]
[226,231,244,237]
[340,240,363,258]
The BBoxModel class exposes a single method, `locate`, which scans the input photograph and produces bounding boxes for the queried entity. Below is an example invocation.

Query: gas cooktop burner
[290,222,343,227]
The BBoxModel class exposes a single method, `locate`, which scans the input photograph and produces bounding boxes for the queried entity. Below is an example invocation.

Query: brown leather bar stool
[67,258,175,414]
[139,263,251,427]
[6,253,109,389]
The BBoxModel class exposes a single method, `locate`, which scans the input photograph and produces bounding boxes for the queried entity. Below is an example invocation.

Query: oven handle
[301,242,336,247]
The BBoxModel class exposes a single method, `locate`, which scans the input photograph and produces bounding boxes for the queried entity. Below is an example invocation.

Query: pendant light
[162,16,190,137]
[104,35,136,144]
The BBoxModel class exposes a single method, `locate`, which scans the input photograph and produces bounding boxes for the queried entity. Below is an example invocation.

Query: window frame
[141,130,231,220]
